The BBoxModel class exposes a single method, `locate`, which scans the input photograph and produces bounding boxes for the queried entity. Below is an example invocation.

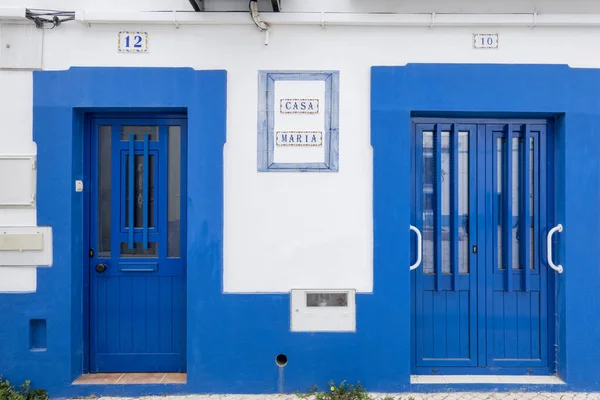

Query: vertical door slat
[110,124,120,260]
[533,133,540,278]
[504,125,513,292]
[128,133,135,249]
[159,125,170,260]
[435,124,443,291]
[478,124,488,366]
[414,125,426,365]
[522,125,531,292]
[538,128,548,366]
[451,124,459,291]
[143,135,149,249]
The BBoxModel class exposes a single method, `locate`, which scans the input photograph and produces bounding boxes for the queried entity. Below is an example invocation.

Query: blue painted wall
[371,63,600,391]
[0,66,408,398]
[1,64,600,396]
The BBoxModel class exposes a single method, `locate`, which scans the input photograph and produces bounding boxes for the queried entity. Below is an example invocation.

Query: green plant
[0,377,48,400]
[295,380,373,400]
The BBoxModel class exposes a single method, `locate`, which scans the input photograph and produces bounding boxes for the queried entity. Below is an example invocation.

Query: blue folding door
[89,116,187,373]
[411,119,553,375]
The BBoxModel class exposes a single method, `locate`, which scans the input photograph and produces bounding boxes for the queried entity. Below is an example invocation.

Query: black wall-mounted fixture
[188,0,204,12]
[189,0,280,12]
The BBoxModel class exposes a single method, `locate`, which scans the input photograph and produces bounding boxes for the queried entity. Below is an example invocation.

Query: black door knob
[95,264,107,273]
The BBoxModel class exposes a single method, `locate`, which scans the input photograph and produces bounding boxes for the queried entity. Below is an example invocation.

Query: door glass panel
[458,131,469,274]
[441,131,450,274]
[512,137,521,270]
[120,242,158,257]
[168,126,181,258]
[422,131,434,274]
[497,137,504,270]
[125,154,155,228]
[120,126,159,141]
[98,126,111,257]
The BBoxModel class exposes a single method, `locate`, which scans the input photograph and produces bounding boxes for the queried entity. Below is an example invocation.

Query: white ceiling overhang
[193,0,600,14]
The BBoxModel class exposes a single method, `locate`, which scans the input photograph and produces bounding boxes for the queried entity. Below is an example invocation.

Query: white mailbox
[290,289,356,332]
[0,227,52,267]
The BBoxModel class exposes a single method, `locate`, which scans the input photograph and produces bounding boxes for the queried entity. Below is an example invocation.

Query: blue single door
[411,122,478,369]
[484,123,550,369]
[411,119,553,374]
[89,117,187,373]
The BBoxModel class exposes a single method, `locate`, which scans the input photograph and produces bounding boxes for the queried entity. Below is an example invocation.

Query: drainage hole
[275,353,288,367]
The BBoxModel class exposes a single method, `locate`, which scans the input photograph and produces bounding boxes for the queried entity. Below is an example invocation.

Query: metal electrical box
[0,24,43,70]
[290,289,356,332]
[0,227,52,267]
[0,155,36,207]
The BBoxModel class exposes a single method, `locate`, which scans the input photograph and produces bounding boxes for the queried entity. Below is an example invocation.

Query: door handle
[547,224,563,274]
[95,263,108,273]
[410,225,422,271]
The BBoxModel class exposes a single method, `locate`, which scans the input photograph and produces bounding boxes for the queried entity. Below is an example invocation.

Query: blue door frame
[85,113,188,373]
[411,118,556,375]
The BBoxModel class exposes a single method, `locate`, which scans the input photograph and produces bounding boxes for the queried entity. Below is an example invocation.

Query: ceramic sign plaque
[258,71,339,172]
[117,31,148,52]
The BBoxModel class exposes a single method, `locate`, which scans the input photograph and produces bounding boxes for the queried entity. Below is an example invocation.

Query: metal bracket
[188,0,205,12]
[410,225,422,271]
[547,224,564,274]
[530,11,538,28]
[430,12,436,28]
[172,10,179,29]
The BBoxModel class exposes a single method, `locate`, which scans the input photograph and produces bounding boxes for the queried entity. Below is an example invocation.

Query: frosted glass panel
[441,131,450,274]
[98,125,111,257]
[422,131,434,274]
[120,242,157,257]
[120,126,158,141]
[168,126,181,258]
[125,155,155,228]
[512,137,521,270]
[458,131,469,274]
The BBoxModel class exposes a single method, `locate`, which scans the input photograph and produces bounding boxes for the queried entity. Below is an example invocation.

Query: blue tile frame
[257,70,339,172]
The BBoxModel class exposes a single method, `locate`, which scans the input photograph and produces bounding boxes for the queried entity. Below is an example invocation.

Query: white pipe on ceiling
[4,9,600,28]
[0,7,27,20]
[71,11,600,28]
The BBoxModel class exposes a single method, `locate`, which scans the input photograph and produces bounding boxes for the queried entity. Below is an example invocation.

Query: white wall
[0,70,37,292]
[2,0,600,292]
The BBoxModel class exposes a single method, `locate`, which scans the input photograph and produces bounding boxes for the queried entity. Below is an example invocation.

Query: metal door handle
[547,224,563,274]
[410,225,422,271]
[95,263,107,273]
